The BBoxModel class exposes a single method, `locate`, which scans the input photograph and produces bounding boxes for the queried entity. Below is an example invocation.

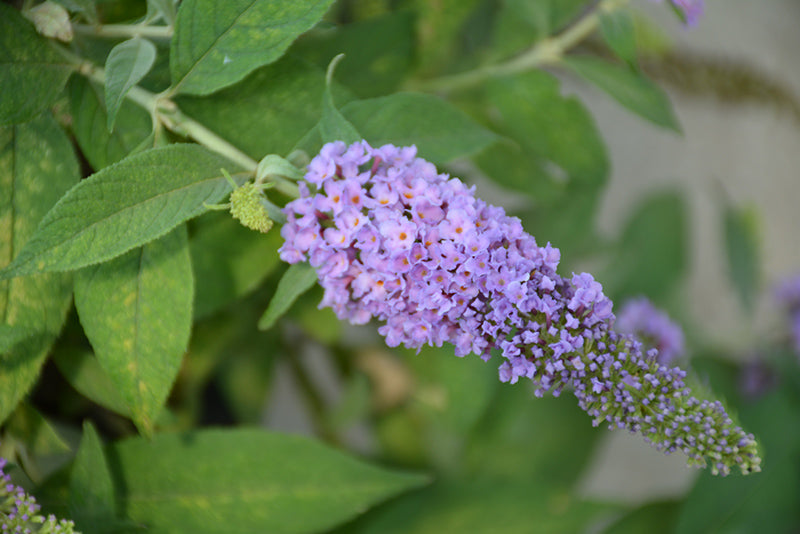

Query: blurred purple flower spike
[775,274,800,355]
[615,297,686,365]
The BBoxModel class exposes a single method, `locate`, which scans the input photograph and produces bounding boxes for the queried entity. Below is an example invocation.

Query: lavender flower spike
[615,297,685,365]
[279,141,761,476]
[1,456,79,533]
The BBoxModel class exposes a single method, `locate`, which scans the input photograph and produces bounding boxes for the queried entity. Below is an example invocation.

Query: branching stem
[406,0,629,93]
[55,45,299,198]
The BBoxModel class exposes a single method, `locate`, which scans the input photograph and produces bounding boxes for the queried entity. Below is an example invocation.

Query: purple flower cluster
[775,274,800,355]
[280,141,760,475]
[654,0,704,26]
[615,297,686,365]
[0,456,78,533]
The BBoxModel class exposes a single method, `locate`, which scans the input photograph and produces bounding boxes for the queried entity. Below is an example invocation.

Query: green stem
[58,46,300,198]
[73,23,173,40]
[406,0,630,93]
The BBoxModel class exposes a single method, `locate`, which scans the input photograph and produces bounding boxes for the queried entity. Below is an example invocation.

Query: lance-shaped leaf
[70,422,118,531]
[0,144,243,281]
[599,10,638,66]
[191,211,283,319]
[258,262,318,330]
[74,227,193,435]
[105,37,157,132]
[107,429,428,533]
[0,113,78,423]
[69,76,153,171]
[320,54,361,145]
[723,203,760,313]
[342,480,614,533]
[563,56,681,132]
[52,349,131,417]
[170,0,335,96]
[342,93,498,164]
[0,4,73,125]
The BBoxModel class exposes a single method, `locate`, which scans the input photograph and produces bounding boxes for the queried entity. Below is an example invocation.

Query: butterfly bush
[0,457,78,534]
[279,140,761,476]
[615,297,686,365]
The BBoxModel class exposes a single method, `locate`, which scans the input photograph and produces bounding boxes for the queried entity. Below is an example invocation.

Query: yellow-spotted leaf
[170,0,335,96]
[0,113,78,423]
[109,429,429,533]
[74,227,193,435]
[0,144,244,281]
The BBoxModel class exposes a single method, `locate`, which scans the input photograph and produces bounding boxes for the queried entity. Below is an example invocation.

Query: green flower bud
[229,183,273,233]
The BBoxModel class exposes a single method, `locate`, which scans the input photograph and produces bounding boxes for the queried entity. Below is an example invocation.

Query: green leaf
[70,422,118,530]
[0,144,243,280]
[723,203,760,313]
[341,480,614,534]
[465,385,602,486]
[320,55,362,145]
[258,263,318,331]
[3,403,69,483]
[491,0,587,60]
[107,429,428,533]
[562,56,681,131]
[190,211,283,319]
[485,71,607,188]
[395,345,498,472]
[170,0,335,96]
[176,55,348,160]
[403,346,497,436]
[52,349,131,417]
[288,286,342,344]
[342,93,499,164]
[74,227,193,435]
[599,10,638,66]
[0,113,78,423]
[0,4,73,125]
[292,11,415,98]
[602,192,687,303]
[602,500,680,534]
[480,70,608,254]
[105,37,157,132]
[69,75,153,170]
[147,0,177,24]
[413,0,483,74]
[4,402,69,458]
[0,325,38,354]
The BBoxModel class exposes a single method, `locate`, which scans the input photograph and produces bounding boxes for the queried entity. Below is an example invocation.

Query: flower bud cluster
[280,141,760,475]
[615,297,686,365]
[1,457,78,533]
